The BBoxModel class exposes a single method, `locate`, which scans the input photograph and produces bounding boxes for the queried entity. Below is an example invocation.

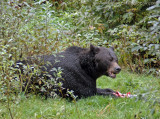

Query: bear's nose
[115,67,121,72]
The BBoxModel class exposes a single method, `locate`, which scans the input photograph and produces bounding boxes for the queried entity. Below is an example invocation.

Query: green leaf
[131,46,141,52]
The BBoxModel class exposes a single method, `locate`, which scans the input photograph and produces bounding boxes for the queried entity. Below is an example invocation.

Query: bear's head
[90,45,121,78]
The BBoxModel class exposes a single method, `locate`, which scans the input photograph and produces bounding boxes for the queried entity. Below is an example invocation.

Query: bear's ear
[110,47,114,51]
[90,44,100,54]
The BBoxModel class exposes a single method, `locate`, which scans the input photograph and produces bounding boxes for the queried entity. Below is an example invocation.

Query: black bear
[15,45,121,99]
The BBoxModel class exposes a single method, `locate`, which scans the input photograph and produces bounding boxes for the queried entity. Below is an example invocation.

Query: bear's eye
[109,57,113,61]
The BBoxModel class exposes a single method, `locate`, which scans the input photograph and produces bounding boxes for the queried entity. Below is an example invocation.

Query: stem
[45,8,48,48]
[7,94,14,119]
[73,100,80,119]
[6,75,14,119]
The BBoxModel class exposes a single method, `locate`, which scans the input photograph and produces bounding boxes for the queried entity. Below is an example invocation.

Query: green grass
[0,70,160,119]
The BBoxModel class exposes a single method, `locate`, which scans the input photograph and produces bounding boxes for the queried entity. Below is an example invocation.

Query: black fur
[15,45,121,99]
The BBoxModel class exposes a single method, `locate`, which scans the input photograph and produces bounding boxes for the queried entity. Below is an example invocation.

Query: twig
[98,104,110,116]
[7,96,14,119]
[6,80,14,119]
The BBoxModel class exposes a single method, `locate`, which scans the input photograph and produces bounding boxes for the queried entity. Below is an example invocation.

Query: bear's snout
[112,62,121,74]
[114,67,121,73]
[107,62,121,78]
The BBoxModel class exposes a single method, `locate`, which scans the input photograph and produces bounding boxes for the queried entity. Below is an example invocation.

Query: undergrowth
[0,71,159,119]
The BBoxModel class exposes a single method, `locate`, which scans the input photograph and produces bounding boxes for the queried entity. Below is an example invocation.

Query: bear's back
[40,46,85,76]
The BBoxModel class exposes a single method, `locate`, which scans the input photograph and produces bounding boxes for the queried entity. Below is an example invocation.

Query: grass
[0,70,159,119]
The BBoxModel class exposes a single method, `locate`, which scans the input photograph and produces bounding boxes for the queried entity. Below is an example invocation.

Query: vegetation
[0,71,160,119]
[0,0,159,119]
